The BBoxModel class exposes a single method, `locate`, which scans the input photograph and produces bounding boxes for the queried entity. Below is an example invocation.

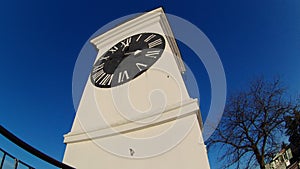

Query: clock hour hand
[124,50,142,56]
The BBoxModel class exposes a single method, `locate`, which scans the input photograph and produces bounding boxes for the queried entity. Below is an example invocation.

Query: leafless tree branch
[207,77,299,169]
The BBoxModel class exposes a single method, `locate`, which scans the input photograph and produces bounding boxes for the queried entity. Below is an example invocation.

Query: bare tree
[285,108,300,160]
[207,77,299,169]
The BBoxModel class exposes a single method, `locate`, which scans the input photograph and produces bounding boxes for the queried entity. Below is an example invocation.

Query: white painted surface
[63,7,210,169]
[64,114,210,169]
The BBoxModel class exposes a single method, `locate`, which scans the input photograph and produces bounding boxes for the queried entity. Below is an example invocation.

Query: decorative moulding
[90,7,185,73]
[64,98,199,143]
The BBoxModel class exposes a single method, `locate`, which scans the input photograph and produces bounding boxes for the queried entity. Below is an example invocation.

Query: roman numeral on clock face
[118,70,129,83]
[144,34,156,42]
[109,46,118,53]
[145,50,161,59]
[121,37,132,51]
[136,34,142,42]
[148,38,162,48]
[92,63,104,73]
[92,69,105,83]
[136,63,148,71]
[99,56,110,61]
[99,74,113,86]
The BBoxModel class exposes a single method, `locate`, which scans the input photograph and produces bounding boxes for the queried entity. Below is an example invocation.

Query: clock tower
[63,7,211,169]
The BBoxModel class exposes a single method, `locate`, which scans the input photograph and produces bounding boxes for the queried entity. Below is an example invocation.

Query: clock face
[90,33,165,88]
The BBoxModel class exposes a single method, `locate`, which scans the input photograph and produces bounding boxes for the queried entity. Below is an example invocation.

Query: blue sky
[0,0,299,168]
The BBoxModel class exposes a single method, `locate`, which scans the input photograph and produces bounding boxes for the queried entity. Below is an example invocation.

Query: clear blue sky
[0,0,299,168]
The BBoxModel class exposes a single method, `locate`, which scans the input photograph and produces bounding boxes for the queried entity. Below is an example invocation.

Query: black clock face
[90,33,165,88]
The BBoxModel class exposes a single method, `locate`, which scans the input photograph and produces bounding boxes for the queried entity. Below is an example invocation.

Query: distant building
[265,146,299,169]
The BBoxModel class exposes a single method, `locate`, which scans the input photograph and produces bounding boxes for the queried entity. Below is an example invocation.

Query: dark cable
[0,125,75,169]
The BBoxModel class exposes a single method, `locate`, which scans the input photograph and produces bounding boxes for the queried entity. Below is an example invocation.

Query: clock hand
[134,50,142,55]
[124,50,142,56]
